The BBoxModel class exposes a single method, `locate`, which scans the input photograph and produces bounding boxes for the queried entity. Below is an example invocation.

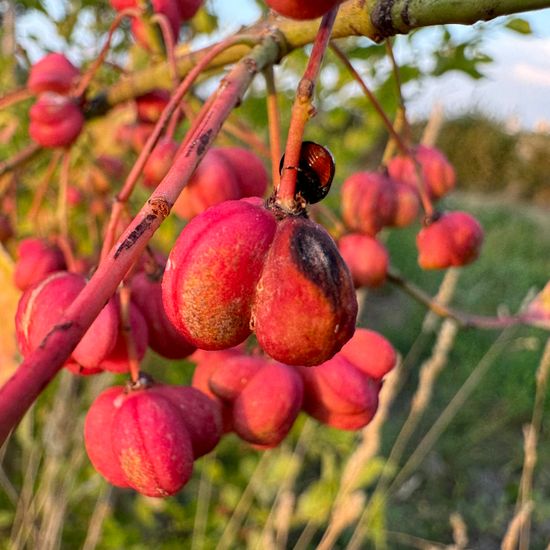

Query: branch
[83,0,550,116]
[387,269,528,329]
[368,0,550,39]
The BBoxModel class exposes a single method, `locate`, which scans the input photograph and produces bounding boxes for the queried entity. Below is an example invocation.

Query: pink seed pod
[341,172,396,236]
[191,351,236,433]
[136,89,171,124]
[27,53,79,95]
[208,355,264,401]
[152,385,222,458]
[142,138,179,188]
[172,148,241,220]
[297,355,380,431]
[15,271,118,372]
[339,328,397,380]
[29,93,84,148]
[100,301,149,373]
[111,388,194,497]
[14,238,66,291]
[163,199,277,349]
[84,386,131,487]
[338,233,389,288]
[417,211,484,269]
[130,269,195,360]
[265,0,343,20]
[217,147,269,198]
[387,145,456,200]
[252,216,357,366]
[386,180,420,228]
[232,361,303,447]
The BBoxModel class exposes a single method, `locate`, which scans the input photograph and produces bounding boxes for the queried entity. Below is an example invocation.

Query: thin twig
[264,65,282,189]
[387,268,528,330]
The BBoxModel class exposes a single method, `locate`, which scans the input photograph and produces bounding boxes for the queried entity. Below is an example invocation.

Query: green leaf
[505,18,532,35]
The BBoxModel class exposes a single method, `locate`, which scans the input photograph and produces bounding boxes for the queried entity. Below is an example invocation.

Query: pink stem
[0,37,280,447]
[276,6,338,209]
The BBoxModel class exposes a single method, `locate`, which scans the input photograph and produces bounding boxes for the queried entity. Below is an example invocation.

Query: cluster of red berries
[27,53,84,148]
[13,0,489,501]
[82,325,396,497]
[339,145,484,280]
[14,246,196,376]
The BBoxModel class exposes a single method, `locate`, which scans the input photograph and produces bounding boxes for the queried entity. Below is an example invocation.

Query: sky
[15,0,550,130]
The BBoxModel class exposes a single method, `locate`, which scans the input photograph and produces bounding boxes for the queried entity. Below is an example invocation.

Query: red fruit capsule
[14,238,66,291]
[131,270,195,360]
[163,199,277,349]
[417,211,484,269]
[266,0,343,20]
[232,361,303,447]
[112,389,194,497]
[339,328,397,380]
[341,172,396,236]
[388,145,456,200]
[252,215,357,366]
[84,386,130,488]
[27,53,79,95]
[29,93,84,148]
[338,233,389,288]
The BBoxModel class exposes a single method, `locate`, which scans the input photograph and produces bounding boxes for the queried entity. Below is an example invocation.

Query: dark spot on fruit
[290,222,343,309]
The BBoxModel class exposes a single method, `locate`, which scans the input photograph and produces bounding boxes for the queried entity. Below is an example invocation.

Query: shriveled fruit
[253,215,357,366]
[29,93,84,148]
[338,233,389,288]
[163,199,277,349]
[417,211,484,269]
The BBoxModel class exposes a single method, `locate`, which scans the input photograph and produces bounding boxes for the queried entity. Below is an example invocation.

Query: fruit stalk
[263,65,282,189]
[0,35,282,447]
[276,6,339,209]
